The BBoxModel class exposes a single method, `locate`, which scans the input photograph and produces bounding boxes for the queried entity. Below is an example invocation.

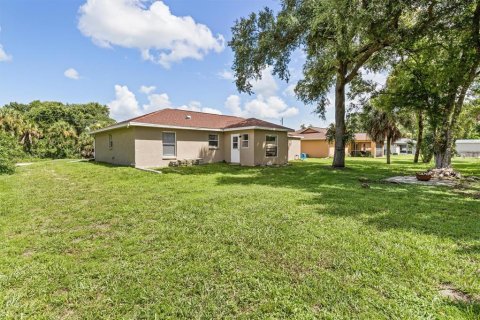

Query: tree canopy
[0,101,115,171]
[230,0,452,167]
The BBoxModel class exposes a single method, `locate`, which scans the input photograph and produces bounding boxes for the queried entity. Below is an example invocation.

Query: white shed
[455,140,480,157]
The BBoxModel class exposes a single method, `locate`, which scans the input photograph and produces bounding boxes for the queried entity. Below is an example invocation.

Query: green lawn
[0,157,479,319]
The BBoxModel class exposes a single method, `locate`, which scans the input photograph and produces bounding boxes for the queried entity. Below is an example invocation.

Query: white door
[231,135,240,163]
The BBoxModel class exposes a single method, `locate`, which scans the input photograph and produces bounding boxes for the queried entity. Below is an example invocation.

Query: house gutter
[90,123,291,134]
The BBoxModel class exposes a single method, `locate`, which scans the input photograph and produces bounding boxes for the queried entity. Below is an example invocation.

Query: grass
[0,156,479,319]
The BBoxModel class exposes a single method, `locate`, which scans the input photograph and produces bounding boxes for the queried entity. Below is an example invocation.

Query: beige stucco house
[289,127,384,158]
[91,109,293,168]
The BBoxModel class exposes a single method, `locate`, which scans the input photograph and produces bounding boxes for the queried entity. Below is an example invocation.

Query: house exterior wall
[224,130,255,166]
[301,140,331,158]
[134,127,225,168]
[351,140,381,157]
[253,130,288,165]
[94,126,290,168]
[94,127,136,166]
[288,138,301,160]
[455,140,480,157]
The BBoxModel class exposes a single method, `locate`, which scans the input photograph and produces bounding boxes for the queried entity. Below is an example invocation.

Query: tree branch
[345,42,385,83]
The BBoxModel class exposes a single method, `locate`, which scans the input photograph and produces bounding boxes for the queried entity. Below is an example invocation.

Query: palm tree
[19,121,42,154]
[0,108,25,136]
[363,107,402,164]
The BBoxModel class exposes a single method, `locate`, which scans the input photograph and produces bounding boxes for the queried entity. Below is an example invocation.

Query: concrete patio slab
[385,176,457,187]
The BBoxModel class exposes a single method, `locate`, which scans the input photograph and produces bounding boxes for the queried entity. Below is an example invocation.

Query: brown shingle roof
[291,127,328,140]
[224,118,293,131]
[104,108,292,132]
[290,127,371,141]
[354,133,370,141]
[126,108,245,129]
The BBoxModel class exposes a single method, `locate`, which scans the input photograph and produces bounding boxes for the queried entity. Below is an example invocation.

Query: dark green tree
[0,132,23,174]
[362,104,403,164]
[229,0,446,167]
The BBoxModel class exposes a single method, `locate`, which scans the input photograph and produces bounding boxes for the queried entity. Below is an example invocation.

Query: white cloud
[107,85,142,120]
[226,94,298,119]
[178,101,222,114]
[0,26,12,62]
[250,67,278,97]
[0,45,11,62]
[107,85,222,120]
[78,0,225,68]
[143,92,172,112]
[223,67,298,120]
[283,84,296,97]
[217,69,234,80]
[64,68,80,80]
[140,85,156,94]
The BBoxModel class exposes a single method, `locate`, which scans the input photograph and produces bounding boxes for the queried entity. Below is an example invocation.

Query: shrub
[0,132,23,174]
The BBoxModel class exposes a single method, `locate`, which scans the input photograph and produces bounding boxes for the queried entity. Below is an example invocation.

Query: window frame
[208,133,219,149]
[241,133,249,148]
[162,131,177,159]
[265,134,278,158]
[108,134,113,149]
[232,135,239,150]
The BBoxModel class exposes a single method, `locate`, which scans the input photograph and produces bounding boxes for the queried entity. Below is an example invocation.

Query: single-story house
[289,127,384,158]
[386,138,416,155]
[287,135,302,160]
[456,139,480,157]
[90,108,293,168]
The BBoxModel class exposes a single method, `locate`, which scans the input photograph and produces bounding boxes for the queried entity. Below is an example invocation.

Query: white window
[108,134,113,149]
[162,132,176,157]
[241,134,249,148]
[208,134,219,149]
[265,135,278,157]
[232,136,239,149]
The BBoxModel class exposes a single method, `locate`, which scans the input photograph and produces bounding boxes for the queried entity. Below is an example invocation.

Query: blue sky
[0,0,364,129]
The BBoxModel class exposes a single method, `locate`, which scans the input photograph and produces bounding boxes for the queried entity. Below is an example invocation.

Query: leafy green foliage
[377,1,480,168]
[456,100,480,139]
[229,0,446,167]
[420,131,435,163]
[0,101,115,160]
[0,132,23,174]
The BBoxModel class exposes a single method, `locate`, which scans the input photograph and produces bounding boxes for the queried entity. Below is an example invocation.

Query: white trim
[90,122,129,134]
[231,134,240,163]
[90,122,289,135]
[208,133,220,150]
[131,122,224,132]
[162,131,176,158]
[241,133,249,148]
[265,134,278,158]
[223,126,289,132]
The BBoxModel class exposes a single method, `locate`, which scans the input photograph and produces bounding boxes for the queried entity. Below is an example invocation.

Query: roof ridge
[120,108,171,124]
[175,108,245,119]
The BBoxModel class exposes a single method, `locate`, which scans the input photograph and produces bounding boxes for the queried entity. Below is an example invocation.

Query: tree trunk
[434,125,453,169]
[332,63,347,168]
[386,136,391,165]
[413,111,423,163]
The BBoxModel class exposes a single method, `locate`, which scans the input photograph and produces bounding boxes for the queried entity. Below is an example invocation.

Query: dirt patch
[15,162,33,167]
[385,176,457,187]
[439,284,472,303]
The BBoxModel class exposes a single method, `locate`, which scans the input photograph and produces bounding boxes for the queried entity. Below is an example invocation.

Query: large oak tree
[229,0,445,167]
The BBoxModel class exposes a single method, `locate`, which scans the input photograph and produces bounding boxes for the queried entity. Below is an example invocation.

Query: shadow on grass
[163,160,480,242]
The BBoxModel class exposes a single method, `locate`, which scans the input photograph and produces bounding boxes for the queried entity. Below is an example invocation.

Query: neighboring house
[287,135,302,160]
[456,139,480,157]
[90,109,293,168]
[289,127,384,158]
[386,138,416,155]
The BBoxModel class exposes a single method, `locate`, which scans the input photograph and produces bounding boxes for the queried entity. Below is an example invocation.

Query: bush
[0,133,23,174]
[421,132,435,163]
